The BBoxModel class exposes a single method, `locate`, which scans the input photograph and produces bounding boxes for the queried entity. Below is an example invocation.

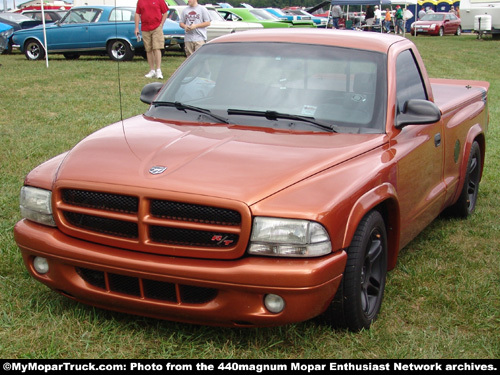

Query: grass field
[0,34,498,359]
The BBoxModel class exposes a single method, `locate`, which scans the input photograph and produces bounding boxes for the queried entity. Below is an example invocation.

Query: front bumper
[164,34,184,47]
[15,219,346,327]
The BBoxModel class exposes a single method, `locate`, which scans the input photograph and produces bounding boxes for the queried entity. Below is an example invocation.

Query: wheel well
[107,38,132,49]
[474,134,486,179]
[342,186,401,271]
[371,200,400,271]
[24,38,42,49]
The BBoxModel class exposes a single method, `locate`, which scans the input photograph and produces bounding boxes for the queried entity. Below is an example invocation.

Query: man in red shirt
[135,0,169,79]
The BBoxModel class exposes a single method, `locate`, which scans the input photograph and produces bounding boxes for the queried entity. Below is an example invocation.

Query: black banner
[1,359,498,374]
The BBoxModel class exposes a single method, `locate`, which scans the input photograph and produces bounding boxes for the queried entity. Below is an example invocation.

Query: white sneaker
[156,70,163,79]
[145,70,156,78]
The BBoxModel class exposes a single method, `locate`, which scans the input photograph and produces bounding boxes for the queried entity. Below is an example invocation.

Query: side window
[110,8,135,22]
[396,49,427,113]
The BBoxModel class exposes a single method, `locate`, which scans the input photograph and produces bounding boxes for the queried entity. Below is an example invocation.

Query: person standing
[395,5,404,34]
[374,5,381,26]
[180,0,211,57]
[330,4,343,29]
[365,5,375,27]
[418,7,426,20]
[384,8,392,33]
[135,0,168,79]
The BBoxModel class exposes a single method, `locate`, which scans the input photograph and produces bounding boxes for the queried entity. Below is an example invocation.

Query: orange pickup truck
[14,29,489,331]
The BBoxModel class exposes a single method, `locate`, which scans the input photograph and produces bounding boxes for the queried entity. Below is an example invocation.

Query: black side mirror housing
[140,82,164,104]
[396,99,441,129]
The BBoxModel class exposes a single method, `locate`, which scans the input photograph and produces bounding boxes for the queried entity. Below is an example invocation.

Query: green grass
[0,35,499,359]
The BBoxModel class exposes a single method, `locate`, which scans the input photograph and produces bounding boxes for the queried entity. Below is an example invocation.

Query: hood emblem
[149,166,167,175]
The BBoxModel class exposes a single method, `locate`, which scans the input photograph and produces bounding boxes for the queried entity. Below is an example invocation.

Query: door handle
[434,133,441,147]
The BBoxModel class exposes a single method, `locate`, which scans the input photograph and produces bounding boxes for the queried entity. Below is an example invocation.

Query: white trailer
[460,0,500,39]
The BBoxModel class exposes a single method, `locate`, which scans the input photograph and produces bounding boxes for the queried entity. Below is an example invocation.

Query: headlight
[248,217,331,257]
[20,186,56,227]
[430,23,437,30]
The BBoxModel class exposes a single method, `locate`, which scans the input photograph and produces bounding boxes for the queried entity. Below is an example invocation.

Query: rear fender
[106,37,135,51]
[450,123,486,205]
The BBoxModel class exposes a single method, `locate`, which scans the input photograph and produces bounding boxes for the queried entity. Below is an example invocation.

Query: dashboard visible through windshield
[150,42,387,134]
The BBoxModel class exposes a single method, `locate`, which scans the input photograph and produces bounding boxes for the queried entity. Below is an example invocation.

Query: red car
[411,12,462,36]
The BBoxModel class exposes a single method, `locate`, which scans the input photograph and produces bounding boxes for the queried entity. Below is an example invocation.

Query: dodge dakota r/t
[14,29,489,331]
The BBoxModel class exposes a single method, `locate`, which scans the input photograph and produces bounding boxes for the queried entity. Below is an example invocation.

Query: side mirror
[140,82,163,104]
[396,99,441,129]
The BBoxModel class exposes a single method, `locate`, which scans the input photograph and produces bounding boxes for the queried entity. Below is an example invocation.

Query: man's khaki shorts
[143,25,164,52]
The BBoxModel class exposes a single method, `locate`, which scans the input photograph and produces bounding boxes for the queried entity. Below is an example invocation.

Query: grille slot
[64,212,138,239]
[151,200,241,225]
[62,189,138,213]
[150,226,238,247]
[76,267,218,304]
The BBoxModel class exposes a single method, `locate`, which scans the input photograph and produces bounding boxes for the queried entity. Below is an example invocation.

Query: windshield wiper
[227,109,338,133]
[151,101,229,124]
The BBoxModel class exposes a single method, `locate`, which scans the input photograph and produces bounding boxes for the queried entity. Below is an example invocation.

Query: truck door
[392,49,446,248]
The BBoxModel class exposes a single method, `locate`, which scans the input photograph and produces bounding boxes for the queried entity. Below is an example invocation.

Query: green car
[217,8,316,28]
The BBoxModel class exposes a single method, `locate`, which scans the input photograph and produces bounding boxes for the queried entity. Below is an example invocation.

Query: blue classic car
[0,22,14,54]
[12,6,144,61]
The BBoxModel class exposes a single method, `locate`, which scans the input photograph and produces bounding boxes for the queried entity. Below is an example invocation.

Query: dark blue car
[12,6,144,61]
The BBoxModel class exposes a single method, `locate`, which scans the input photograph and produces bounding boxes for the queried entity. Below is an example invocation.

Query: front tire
[107,40,134,61]
[24,39,45,61]
[447,141,482,218]
[438,27,444,36]
[324,210,388,331]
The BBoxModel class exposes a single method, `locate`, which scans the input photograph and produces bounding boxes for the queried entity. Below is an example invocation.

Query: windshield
[250,9,280,20]
[151,42,387,134]
[208,8,225,21]
[60,8,101,24]
[0,12,32,22]
[420,14,445,21]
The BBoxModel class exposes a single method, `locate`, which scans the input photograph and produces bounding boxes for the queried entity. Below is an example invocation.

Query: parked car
[12,6,144,61]
[21,9,68,23]
[0,22,13,53]
[0,12,42,31]
[265,7,313,21]
[167,5,263,43]
[283,8,328,27]
[410,12,461,36]
[218,8,316,28]
[162,18,185,51]
[14,29,489,331]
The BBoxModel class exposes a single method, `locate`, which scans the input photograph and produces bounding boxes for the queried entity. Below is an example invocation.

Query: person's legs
[151,26,165,78]
[143,30,156,78]
[153,49,163,79]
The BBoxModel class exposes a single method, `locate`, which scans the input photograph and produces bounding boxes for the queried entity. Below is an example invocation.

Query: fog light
[264,294,285,314]
[33,256,49,274]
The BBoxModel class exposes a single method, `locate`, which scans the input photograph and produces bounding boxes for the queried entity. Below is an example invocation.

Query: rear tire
[455,26,462,36]
[24,39,45,61]
[446,141,482,218]
[323,210,387,331]
[107,39,134,61]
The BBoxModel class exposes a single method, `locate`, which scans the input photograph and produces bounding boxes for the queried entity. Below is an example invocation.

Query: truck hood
[55,116,386,205]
